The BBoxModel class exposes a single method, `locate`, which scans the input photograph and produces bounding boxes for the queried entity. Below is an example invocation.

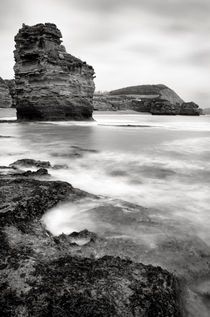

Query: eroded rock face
[14,23,95,121]
[0,161,183,317]
[150,99,180,115]
[0,77,12,108]
[180,102,201,116]
[131,99,152,113]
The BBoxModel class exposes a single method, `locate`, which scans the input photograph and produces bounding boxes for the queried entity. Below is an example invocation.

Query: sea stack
[14,23,95,121]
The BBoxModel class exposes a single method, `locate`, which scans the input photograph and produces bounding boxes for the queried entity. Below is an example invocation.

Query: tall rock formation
[14,23,95,120]
[0,77,12,108]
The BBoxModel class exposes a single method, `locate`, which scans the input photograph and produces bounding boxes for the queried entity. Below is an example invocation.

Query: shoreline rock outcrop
[0,77,13,108]
[180,102,201,116]
[14,23,95,121]
[94,85,202,115]
[0,161,183,317]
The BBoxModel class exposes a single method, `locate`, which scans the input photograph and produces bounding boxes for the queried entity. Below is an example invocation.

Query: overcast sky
[0,0,209,107]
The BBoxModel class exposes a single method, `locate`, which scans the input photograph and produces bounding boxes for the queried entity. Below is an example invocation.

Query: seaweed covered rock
[14,23,95,121]
[19,256,182,317]
[0,161,183,317]
[0,178,74,228]
[0,77,12,108]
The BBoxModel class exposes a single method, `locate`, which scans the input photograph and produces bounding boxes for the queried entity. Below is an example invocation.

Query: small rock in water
[20,168,49,177]
[10,158,51,169]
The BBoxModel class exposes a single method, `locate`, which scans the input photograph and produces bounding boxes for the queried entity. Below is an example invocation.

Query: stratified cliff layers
[0,77,12,108]
[14,23,95,120]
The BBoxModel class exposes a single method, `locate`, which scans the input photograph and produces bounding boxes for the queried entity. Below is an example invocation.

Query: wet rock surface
[10,158,52,169]
[0,160,183,317]
[14,23,95,121]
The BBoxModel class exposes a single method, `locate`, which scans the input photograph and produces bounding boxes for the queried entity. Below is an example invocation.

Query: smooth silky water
[1,109,210,316]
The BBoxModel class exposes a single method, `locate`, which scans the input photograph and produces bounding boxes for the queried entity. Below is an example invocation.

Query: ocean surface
[1,108,210,314]
[1,109,210,237]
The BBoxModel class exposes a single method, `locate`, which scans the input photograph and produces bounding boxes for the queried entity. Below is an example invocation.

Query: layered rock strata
[0,160,183,317]
[14,23,95,120]
[0,77,12,108]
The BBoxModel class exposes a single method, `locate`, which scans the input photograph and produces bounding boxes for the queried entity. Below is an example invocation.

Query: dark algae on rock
[0,161,183,317]
[23,256,181,317]
[14,23,95,121]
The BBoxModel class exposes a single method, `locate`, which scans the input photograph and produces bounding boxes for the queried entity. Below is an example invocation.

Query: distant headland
[0,23,203,119]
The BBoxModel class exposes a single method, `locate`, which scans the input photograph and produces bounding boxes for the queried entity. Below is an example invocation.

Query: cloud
[0,0,209,107]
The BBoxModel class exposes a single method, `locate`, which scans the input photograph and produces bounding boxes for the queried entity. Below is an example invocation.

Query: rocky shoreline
[0,159,183,316]
[94,85,202,115]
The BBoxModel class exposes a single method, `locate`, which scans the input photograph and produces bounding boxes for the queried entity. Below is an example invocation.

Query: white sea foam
[1,112,210,245]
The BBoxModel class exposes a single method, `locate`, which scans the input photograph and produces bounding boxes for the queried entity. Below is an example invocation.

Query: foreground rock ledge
[14,23,95,121]
[0,163,182,316]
